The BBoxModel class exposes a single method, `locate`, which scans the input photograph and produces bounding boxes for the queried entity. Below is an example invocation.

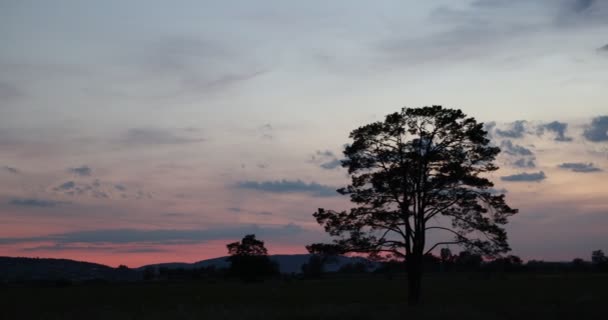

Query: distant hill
[0,256,139,282]
[0,254,377,282]
[139,254,378,274]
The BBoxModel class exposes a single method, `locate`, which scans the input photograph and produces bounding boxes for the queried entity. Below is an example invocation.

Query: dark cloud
[236,179,339,197]
[122,128,204,146]
[53,180,138,199]
[21,244,168,254]
[56,181,76,191]
[320,159,343,170]
[114,247,169,254]
[599,44,608,51]
[67,165,92,176]
[558,162,602,172]
[2,166,19,174]
[161,212,190,217]
[570,0,595,13]
[513,158,536,168]
[227,207,272,216]
[538,121,573,141]
[500,140,534,156]
[501,171,546,182]
[310,150,343,170]
[0,81,22,103]
[8,198,68,208]
[583,116,608,142]
[0,224,304,245]
[495,121,527,139]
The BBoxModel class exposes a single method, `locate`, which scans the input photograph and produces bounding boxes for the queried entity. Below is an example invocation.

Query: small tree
[309,106,517,305]
[226,234,278,281]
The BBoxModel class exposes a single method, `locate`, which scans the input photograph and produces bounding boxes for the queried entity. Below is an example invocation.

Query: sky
[1,0,607,267]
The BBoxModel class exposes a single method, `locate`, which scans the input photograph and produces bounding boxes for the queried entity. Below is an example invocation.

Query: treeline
[140,249,608,282]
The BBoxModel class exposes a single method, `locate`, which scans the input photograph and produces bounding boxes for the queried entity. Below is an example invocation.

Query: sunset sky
[1,0,607,267]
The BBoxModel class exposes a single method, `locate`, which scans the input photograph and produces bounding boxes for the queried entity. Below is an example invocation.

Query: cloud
[583,116,608,142]
[0,81,22,103]
[8,198,68,208]
[0,224,305,245]
[500,140,534,156]
[56,181,76,191]
[558,162,602,172]
[52,180,139,199]
[538,121,573,141]
[121,128,204,146]
[495,121,528,139]
[570,0,595,13]
[67,165,92,176]
[227,207,272,216]
[258,124,274,140]
[501,171,546,182]
[483,121,497,138]
[513,158,536,168]
[20,244,169,254]
[310,150,343,170]
[599,44,608,51]
[2,166,19,174]
[236,179,339,197]
[133,36,266,98]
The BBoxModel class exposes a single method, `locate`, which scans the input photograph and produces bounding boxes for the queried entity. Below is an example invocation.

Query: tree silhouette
[309,106,517,305]
[592,250,607,272]
[226,234,278,281]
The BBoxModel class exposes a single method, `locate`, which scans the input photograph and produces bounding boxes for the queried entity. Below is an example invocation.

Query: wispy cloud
[67,165,92,176]
[236,179,339,197]
[558,162,602,172]
[309,150,343,170]
[2,166,19,174]
[8,198,68,208]
[513,158,536,168]
[500,140,534,156]
[0,224,304,245]
[121,128,204,146]
[501,171,546,182]
[495,121,528,139]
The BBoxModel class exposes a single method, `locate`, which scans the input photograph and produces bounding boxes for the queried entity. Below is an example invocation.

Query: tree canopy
[226,234,278,281]
[309,106,517,304]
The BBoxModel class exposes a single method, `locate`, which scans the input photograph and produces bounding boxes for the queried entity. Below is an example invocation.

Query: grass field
[2,274,607,319]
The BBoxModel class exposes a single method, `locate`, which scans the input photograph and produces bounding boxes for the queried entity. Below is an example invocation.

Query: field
[1,274,607,319]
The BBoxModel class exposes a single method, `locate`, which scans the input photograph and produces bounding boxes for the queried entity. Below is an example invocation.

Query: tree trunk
[406,254,423,306]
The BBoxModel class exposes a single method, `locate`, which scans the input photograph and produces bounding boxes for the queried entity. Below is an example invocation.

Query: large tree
[309,106,517,305]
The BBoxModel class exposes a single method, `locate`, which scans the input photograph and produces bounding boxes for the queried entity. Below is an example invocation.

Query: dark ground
[1,273,607,319]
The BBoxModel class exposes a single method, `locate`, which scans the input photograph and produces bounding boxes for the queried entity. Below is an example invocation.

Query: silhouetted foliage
[301,255,325,278]
[440,248,455,271]
[454,251,483,272]
[592,250,608,272]
[571,258,588,272]
[484,255,523,273]
[309,106,517,305]
[226,234,278,281]
[338,262,369,274]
